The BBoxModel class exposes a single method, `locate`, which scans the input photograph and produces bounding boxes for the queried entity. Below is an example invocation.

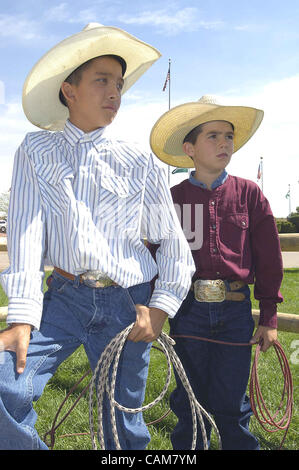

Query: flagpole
[285,184,291,214]
[167,59,171,184]
[260,156,264,192]
[168,58,171,111]
[162,59,172,184]
[163,60,189,181]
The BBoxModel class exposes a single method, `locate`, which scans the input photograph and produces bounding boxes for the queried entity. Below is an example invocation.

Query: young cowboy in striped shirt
[0,24,194,450]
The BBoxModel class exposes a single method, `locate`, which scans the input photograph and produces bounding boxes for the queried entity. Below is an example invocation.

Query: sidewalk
[281,252,299,268]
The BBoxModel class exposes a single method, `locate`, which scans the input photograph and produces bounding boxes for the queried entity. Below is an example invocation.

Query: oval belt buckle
[194,279,226,302]
[81,270,113,288]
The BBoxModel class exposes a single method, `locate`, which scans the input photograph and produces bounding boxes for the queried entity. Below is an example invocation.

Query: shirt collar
[189,169,228,190]
[63,119,106,147]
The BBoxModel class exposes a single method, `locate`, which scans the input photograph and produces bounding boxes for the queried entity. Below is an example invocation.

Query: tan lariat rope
[88,323,222,450]
[44,324,293,450]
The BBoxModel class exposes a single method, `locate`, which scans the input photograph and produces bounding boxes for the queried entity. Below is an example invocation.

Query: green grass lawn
[0,269,298,450]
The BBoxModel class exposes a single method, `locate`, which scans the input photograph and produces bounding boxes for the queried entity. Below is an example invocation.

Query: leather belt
[54,267,118,288]
[192,279,246,302]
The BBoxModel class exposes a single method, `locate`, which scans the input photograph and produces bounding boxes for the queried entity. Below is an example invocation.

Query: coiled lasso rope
[249,340,293,449]
[88,323,222,450]
[172,334,294,450]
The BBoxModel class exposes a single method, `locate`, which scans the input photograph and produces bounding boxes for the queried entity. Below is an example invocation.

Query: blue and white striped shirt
[0,120,195,329]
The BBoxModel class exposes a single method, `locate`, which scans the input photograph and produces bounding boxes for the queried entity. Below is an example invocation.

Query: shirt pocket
[35,162,74,216]
[98,174,144,229]
[220,213,249,254]
[224,213,249,229]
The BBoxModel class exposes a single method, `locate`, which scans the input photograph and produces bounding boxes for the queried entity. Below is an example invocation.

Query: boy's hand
[128,305,168,343]
[0,324,32,374]
[250,325,277,352]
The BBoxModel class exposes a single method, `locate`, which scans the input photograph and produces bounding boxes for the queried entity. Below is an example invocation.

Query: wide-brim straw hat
[150,95,264,168]
[22,23,161,131]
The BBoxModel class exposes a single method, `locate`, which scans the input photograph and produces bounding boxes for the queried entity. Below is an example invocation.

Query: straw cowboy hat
[22,23,161,131]
[150,95,264,168]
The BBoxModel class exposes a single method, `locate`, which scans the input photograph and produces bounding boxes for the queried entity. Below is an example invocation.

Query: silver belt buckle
[194,279,226,302]
[81,270,115,288]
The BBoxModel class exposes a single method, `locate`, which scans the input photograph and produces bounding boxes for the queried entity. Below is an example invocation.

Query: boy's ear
[60,82,76,105]
[182,141,194,157]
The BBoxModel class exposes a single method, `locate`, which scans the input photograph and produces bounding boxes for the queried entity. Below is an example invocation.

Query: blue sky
[0,0,299,216]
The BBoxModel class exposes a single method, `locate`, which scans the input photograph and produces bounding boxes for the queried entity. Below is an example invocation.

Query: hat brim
[22,26,161,130]
[150,102,264,168]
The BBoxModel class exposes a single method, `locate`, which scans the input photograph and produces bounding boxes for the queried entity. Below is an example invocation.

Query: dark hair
[183,123,205,145]
[59,54,127,107]
[183,120,235,145]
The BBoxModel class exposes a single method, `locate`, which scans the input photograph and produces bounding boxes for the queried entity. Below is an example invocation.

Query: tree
[0,191,10,219]
[287,206,299,232]
[275,218,296,233]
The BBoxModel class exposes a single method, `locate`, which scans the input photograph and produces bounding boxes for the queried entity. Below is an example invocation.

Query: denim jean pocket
[47,273,69,293]
[121,283,151,321]
[127,282,151,307]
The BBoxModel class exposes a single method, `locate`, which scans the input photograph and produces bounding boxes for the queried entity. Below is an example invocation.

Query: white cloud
[0,14,41,41]
[69,8,100,24]
[45,2,106,25]
[118,8,224,36]
[0,102,35,193]
[45,2,70,22]
[233,24,267,33]
[107,101,166,145]
[0,81,5,105]
[213,76,299,217]
[0,4,105,46]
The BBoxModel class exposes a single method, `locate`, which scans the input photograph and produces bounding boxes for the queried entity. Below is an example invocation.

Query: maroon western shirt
[168,174,283,328]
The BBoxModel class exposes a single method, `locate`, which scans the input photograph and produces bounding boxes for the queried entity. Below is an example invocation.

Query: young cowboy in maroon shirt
[149,96,283,450]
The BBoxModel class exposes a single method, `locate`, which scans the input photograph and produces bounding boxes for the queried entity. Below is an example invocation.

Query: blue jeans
[169,284,259,450]
[0,271,152,450]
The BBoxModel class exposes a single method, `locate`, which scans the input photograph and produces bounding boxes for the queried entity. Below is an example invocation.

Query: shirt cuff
[149,289,182,318]
[258,300,278,328]
[6,297,43,330]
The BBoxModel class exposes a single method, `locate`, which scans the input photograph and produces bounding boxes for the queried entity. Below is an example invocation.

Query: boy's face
[62,56,124,132]
[183,120,234,173]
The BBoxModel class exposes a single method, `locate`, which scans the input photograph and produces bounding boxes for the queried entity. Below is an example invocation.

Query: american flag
[162,67,170,91]
[257,163,261,180]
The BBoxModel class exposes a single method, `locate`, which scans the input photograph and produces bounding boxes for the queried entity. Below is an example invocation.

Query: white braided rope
[88,323,222,450]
